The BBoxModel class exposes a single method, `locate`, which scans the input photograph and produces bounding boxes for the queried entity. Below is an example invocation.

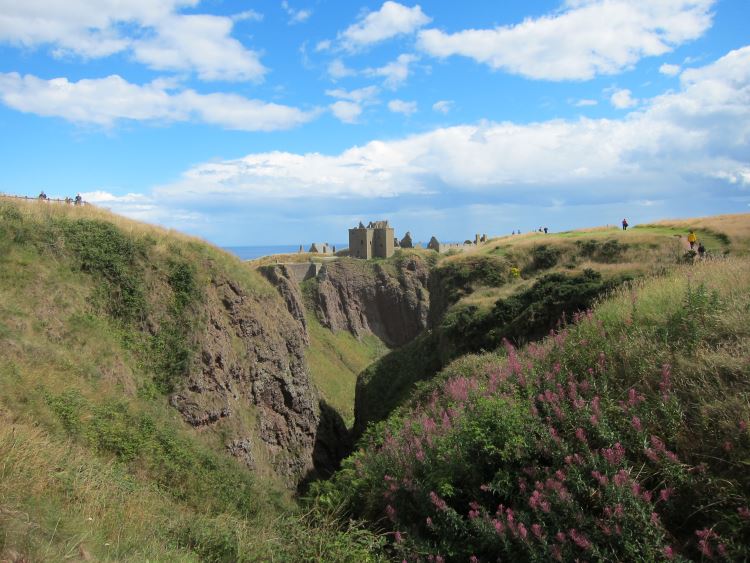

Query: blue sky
[0,0,748,245]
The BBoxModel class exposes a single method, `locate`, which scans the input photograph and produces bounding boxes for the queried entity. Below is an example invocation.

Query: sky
[0,0,748,246]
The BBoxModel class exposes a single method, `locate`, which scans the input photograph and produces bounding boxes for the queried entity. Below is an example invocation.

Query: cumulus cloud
[327,58,357,79]
[144,45,750,210]
[0,73,317,130]
[281,1,311,24]
[326,86,379,124]
[659,63,681,76]
[417,0,715,80]
[366,54,418,89]
[329,101,362,123]
[610,88,638,109]
[573,99,598,107]
[339,1,431,51]
[132,15,265,81]
[0,0,265,82]
[388,99,417,115]
[432,100,454,114]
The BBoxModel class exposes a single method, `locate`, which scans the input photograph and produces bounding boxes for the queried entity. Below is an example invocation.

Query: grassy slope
[305,312,387,426]
[320,257,750,561]
[0,198,383,561]
[353,215,749,437]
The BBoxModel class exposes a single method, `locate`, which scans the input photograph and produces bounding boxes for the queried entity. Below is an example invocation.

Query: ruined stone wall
[349,227,373,259]
[373,227,395,258]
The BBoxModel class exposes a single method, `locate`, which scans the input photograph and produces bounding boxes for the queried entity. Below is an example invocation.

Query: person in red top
[622,218,629,231]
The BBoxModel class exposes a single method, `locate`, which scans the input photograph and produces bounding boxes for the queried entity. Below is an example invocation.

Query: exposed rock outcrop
[313,256,430,347]
[170,275,319,483]
[260,265,309,344]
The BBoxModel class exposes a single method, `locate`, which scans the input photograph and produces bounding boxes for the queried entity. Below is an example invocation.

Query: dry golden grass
[649,213,750,251]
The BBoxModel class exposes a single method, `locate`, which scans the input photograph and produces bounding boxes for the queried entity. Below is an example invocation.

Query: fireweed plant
[315,260,750,561]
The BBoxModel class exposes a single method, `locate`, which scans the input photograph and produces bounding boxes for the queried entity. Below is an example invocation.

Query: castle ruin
[349,220,395,259]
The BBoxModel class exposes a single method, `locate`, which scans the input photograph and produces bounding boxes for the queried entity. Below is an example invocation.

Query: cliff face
[312,255,430,347]
[170,274,319,483]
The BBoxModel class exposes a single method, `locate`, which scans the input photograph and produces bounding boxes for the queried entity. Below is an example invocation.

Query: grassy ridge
[0,198,383,561]
[318,258,750,560]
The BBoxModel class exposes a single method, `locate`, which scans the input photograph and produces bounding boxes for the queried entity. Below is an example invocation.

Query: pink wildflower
[664,546,675,559]
[551,545,563,561]
[738,506,750,519]
[426,516,433,528]
[718,544,727,557]
[613,470,630,487]
[556,531,566,543]
[429,491,447,511]
[518,523,528,540]
[470,557,479,563]
[602,442,625,465]
[631,416,643,432]
[531,523,544,540]
[575,427,588,444]
[386,505,397,522]
[659,488,674,502]
[650,512,660,526]
[591,470,609,486]
[493,519,505,535]
[650,435,666,452]
[394,531,403,543]
[568,528,592,550]
[740,420,748,431]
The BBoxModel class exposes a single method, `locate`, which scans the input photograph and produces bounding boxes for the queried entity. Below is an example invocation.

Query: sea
[223,244,348,261]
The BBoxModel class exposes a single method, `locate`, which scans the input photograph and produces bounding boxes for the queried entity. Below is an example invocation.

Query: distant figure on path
[688,230,697,249]
[74,194,83,205]
[697,241,706,258]
[543,227,548,234]
[622,218,629,231]
[38,190,48,200]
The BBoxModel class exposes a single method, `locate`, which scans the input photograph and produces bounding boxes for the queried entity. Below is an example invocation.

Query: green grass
[305,313,388,426]
[0,197,385,561]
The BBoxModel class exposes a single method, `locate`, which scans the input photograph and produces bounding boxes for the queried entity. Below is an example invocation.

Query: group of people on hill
[38,191,83,205]
[511,227,549,235]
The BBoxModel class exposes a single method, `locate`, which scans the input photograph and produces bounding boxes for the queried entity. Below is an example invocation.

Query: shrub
[321,263,750,561]
[530,245,561,270]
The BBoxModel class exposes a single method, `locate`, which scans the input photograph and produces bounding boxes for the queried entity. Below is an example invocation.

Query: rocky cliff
[311,255,430,347]
[170,273,320,483]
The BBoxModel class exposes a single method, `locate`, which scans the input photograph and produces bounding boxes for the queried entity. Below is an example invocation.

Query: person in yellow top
[688,230,697,249]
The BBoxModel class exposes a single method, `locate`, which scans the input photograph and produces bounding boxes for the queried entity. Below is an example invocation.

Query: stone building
[309,242,334,254]
[349,220,395,259]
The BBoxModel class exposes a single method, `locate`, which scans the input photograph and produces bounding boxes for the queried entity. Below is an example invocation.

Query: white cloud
[659,63,681,76]
[574,99,598,107]
[366,54,418,89]
[0,0,265,82]
[340,1,431,51]
[145,45,750,208]
[281,1,311,24]
[315,39,332,52]
[0,73,317,130]
[432,100,453,114]
[327,59,356,79]
[610,88,638,109]
[417,0,715,80]
[133,15,265,81]
[388,99,417,115]
[326,86,379,103]
[329,101,363,124]
[232,10,263,22]
[326,87,379,123]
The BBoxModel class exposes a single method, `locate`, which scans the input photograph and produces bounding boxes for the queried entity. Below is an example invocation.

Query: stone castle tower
[349,220,395,259]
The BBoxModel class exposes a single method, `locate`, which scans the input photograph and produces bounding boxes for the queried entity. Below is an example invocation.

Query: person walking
[688,230,697,249]
[697,241,705,258]
[622,218,629,231]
